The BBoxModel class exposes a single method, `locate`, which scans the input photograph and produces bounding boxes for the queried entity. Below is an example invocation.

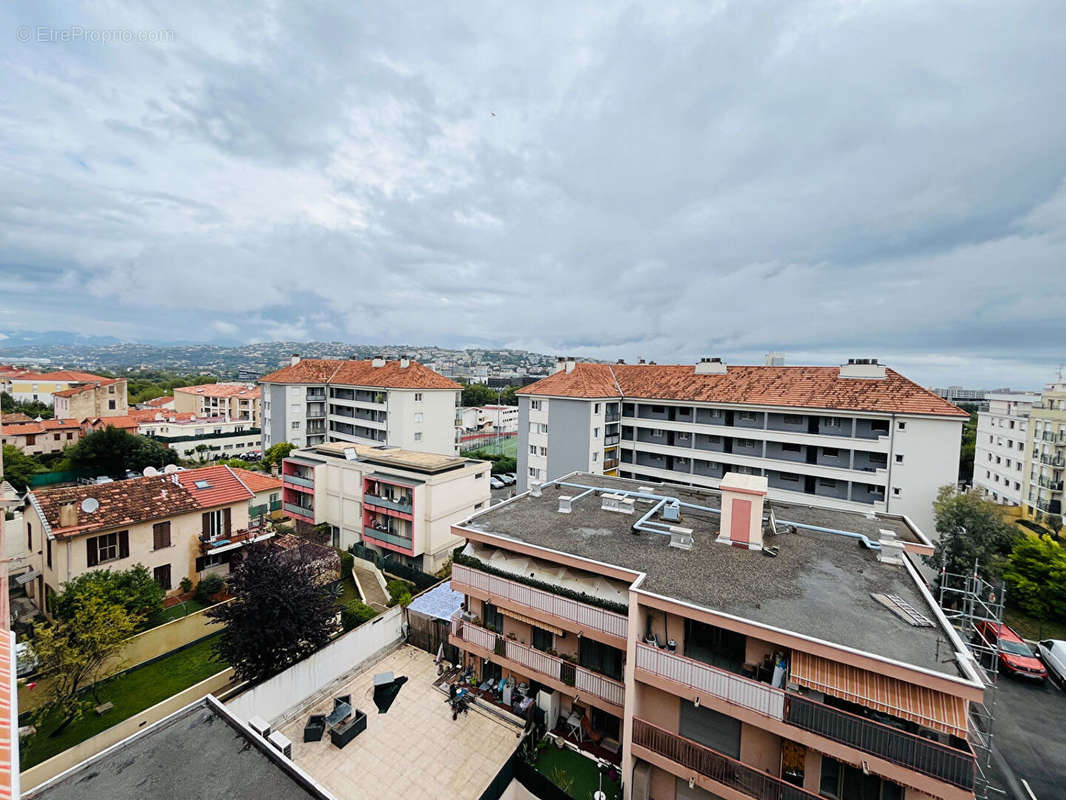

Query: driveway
[993,672,1066,799]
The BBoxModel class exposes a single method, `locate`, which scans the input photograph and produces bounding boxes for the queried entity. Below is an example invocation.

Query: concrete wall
[263,383,289,449]
[517,396,532,492]
[226,605,404,724]
[891,416,963,537]
[385,388,459,456]
[546,399,593,485]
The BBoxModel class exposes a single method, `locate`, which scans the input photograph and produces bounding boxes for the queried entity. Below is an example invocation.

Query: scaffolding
[938,559,1007,800]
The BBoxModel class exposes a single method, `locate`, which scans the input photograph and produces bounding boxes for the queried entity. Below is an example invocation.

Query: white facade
[974,391,1039,505]
[477,405,519,433]
[140,416,262,460]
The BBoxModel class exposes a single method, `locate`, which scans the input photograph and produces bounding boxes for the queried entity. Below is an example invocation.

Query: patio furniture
[303,714,326,742]
[373,672,394,688]
[330,709,367,748]
[566,712,584,742]
[326,701,352,727]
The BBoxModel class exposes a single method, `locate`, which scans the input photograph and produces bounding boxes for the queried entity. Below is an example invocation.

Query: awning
[790,651,968,738]
[500,607,563,636]
[14,569,39,586]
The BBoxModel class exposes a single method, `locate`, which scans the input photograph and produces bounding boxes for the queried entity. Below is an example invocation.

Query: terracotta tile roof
[174,383,261,399]
[519,363,967,417]
[28,465,254,538]
[145,395,174,407]
[52,378,123,398]
[18,370,111,383]
[259,359,462,390]
[127,408,197,424]
[1,413,33,424]
[83,415,140,431]
[229,467,282,494]
[1,418,82,436]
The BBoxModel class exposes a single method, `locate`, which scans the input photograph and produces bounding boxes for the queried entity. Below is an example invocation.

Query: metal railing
[451,563,628,639]
[632,718,819,800]
[282,473,314,488]
[283,502,313,519]
[635,643,784,719]
[784,694,975,791]
[451,613,624,707]
[363,493,413,513]
[200,527,272,554]
[363,526,413,551]
[602,459,620,470]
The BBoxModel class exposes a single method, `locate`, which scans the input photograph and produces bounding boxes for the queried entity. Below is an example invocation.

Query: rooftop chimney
[839,358,887,380]
[617,359,625,364]
[399,355,411,369]
[638,358,646,365]
[554,356,567,373]
[530,481,542,498]
[58,502,79,528]
[716,473,768,550]
[290,354,300,366]
[564,357,576,374]
[694,357,727,375]
[371,356,386,368]
[764,352,785,367]
[876,529,906,565]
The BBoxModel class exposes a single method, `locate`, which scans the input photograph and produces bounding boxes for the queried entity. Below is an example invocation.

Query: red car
[976,622,1047,680]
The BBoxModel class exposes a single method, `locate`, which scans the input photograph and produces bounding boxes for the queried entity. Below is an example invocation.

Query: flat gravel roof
[464,475,960,677]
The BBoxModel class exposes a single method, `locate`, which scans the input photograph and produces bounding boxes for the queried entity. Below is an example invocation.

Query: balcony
[200,526,274,554]
[450,614,625,709]
[632,718,819,800]
[785,694,975,791]
[635,643,784,720]
[306,389,326,401]
[283,473,314,489]
[602,458,620,470]
[604,434,621,446]
[363,493,413,514]
[451,563,628,641]
[284,502,314,522]
[306,403,326,419]
[363,526,414,552]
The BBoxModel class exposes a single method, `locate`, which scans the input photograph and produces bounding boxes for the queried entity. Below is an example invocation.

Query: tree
[926,486,1020,584]
[66,427,177,478]
[208,542,339,682]
[263,441,295,469]
[957,407,978,484]
[33,592,141,735]
[1,391,54,419]
[1,444,43,491]
[1004,535,1066,621]
[51,566,165,627]
[460,383,498,407]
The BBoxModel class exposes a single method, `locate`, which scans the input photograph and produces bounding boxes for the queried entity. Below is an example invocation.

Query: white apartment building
[974,391,1039,505]
[517,357,967,536]
[281,442,491,570]
[138,414,262,461]
[259,356,462,455]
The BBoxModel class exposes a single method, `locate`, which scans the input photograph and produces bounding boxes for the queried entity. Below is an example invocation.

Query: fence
[27,469,92,488]
[226,605,404,724]
[350,542,439,590]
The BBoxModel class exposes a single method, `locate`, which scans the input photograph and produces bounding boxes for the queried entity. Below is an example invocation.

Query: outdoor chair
[330,709,368,748]
[303,714,326,742]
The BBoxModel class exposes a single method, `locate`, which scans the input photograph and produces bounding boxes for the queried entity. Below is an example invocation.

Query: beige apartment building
[282,442,490,571]
[0,418,83,456]
[448,472,984,800]
[22,465,274,613]
[52,378,128,420]
[1021,380,1066,530]
[1,369,113,406]
[174,383,261,426]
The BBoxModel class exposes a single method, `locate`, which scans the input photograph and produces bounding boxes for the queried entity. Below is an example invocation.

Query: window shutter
[202,513,210,541]
[86,537,98,568]
[118,530,130,560]
[195,556,206,572]
[223,507,232,537]
[162,521,171,548]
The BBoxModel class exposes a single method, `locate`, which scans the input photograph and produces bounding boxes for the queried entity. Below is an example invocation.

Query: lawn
[335,576,360,607]
[1003,607,1066,643]
[19,635,227,769]
[462,435,518,460]
[151,598,208,626]
[535,743,621,800]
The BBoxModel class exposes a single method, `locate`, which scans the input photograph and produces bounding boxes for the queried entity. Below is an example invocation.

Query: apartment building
[281,442,490,571]
[52,377,128,419]
[174,383,261,425]
[259,356,461,455]
[1021,381,1066,528]
[0,369,113,406]
[973,392,1039,505]
[517,358,967,536]
[448,472,984,800]
[21,465,273,613]
[0,418,83,456]
[138,413,262,461]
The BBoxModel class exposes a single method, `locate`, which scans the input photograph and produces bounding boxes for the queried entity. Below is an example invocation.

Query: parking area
[992,672,1066,799]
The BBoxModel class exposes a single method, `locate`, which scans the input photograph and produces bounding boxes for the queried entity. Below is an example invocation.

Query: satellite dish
[344,448,357,461]
[143,466,159,477]
[81,498,99,514]
[163,464,179,474]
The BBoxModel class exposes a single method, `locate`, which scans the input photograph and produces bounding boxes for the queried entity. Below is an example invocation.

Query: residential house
[229,467,283,524]
[0,418,83,456]
[259,355,461,455]
[449,472,985,800]
[174,383,261,426]
[52,378,128,419]
[22,465,272,614]
[137,413,261,461]
[516,357,967,536]
[1,370,114,406]
[282,442,490,571]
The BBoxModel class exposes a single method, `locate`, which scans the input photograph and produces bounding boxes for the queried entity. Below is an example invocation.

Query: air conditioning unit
[661,501,680,522]
[267,730,293,759]
[249,716,271,738]
[668,526,694,551]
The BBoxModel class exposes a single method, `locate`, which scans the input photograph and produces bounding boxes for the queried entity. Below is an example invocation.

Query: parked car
[15,642,37,678]
[497,474,516,486]
[1038,639,1066,684]
[976,621,1047,680]
[93,475,114,484]
[489,476,505,490]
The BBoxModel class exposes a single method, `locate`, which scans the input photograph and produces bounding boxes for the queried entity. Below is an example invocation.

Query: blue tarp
[407,580,464,621]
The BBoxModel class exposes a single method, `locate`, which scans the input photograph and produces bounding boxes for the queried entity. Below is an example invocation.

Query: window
[26,522,32,552]
[476,471,487,479]
[153,564,172,591]
[897,421,906,431]
[202,509,228,540]
[53,433,60,441]
[593,427,599,438]
[414,393,423,402]
[738,411,757,421]
[153,521,172,550]
[783,414,803,425]
[782,443,801,452]
[822,417,841,428]
[414,432,423,441]
[108,399,116,410]
[47,537,52,569]
[895,454,904,464]
[67,432,73,440]
[892,487,902,497]
[482,602,504,633]
[780,473,800,482]
[291,421,301,430]
[593,452,598,462]
[651,429,665,437]
[531,400,542,411]
[531,626,553,652]
[87,531,128,566]
[530,445,537,455]
[594,403,600,414]
[414,412,423,423]
[539,447,547,456]
[819,755,902,800]
[823,447,839,457]
[579,638,624,681]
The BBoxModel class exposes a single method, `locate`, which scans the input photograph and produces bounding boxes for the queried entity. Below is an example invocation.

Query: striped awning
[500,607,563,636]
[790,651,968,738]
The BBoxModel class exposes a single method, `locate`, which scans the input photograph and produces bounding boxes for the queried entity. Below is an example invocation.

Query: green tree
[1,391,54,419]
[32,592,141,735]
[1004,535,1066,621]
[460,383,498,407]
[208,541,339,682]
[52,566,165,627]
[957,407,978,484]
[926,486,1020,584]
[66,427,177,478]
[1,444,43,491]
[263,441,295,469]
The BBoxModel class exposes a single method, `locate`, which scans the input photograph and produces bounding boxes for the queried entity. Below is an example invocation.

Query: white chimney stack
[839,358,887,380]
[399,356,410,368]
[694,357,727,375]
[716,473,768,550]
[564,357,576,374]
[554,357,566,373]
[765,352,785,367]
[371,356,386,368]
[290,353,300,366]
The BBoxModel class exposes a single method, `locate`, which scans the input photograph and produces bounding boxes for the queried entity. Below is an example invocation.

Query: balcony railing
[785,694,975,791]
[632,718,819,800]
[450,614,624,708]
[363,494,413,514]
[200,527,272,554]
[363,526,414,551]
[283,473,314,488]
[602,458,620,470]
[604,434,621,446]
[451,563,628,640]
[284,502,313,520]
[636,643,784,720]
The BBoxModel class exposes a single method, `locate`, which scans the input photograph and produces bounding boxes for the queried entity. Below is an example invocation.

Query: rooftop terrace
[461,474,964,678]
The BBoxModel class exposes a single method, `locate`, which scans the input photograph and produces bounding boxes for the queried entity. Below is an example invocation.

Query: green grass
[335,576,360,607]
[151,599,208,626]
[19,635,227,769]
[535,744,621,800]
[462,435,518,460]
[1004,607,1066,643]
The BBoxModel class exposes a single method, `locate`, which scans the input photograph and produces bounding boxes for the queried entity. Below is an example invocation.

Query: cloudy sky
[1,1,1064,387]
